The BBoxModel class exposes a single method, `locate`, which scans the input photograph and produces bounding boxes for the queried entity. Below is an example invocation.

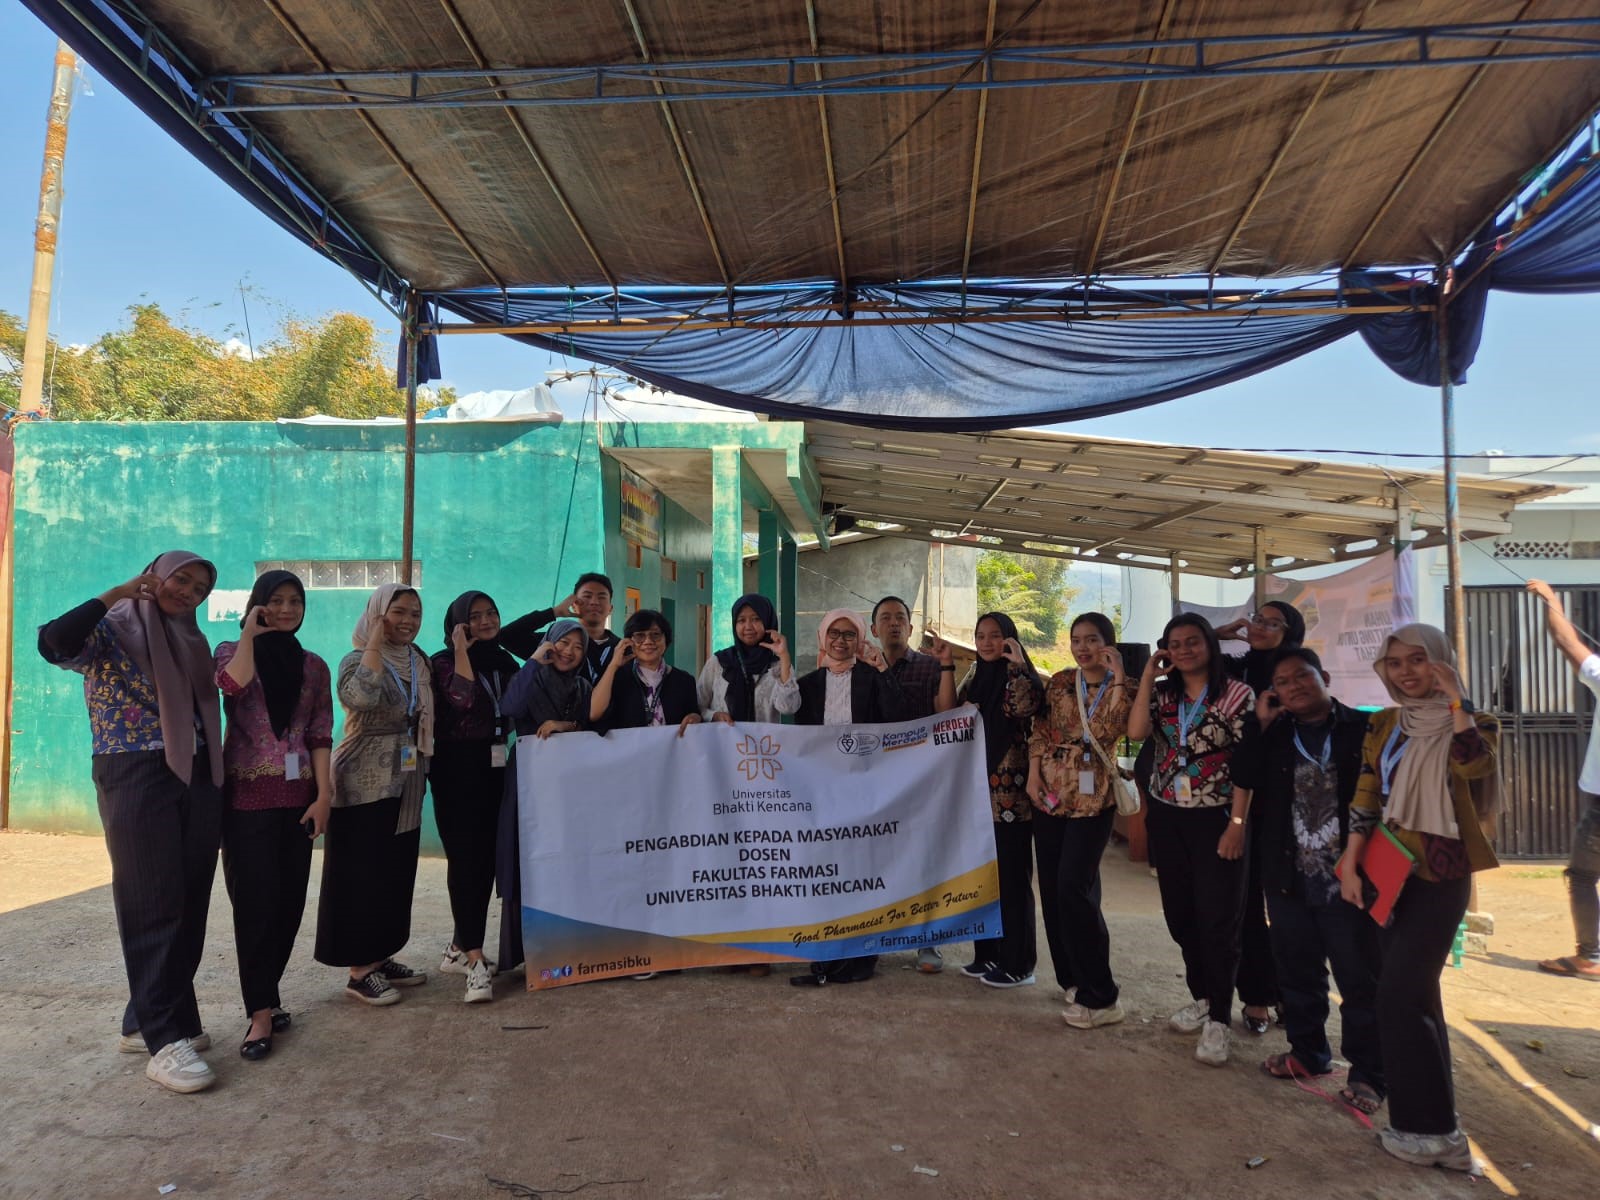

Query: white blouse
[696,656,801,722]
[823,670,853,726]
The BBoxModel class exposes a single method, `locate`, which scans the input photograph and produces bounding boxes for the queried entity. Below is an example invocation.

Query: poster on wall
[619,465,662,550]
[1181,548,1417,708]
[516,707,999,988]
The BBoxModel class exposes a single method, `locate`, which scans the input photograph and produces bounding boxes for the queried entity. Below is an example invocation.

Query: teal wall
[8,419,731,847]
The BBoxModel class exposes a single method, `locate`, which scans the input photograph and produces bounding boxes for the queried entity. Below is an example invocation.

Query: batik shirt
[1146,677,1254,809]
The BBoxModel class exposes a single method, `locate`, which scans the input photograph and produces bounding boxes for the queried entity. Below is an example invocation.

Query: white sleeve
[698,657,725,719]
[769,671,802,715]
[1580,654,1600,698]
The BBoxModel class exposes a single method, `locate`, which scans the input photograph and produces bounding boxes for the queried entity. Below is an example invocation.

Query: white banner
[1182,548,1417,707]
[516,705,999,988]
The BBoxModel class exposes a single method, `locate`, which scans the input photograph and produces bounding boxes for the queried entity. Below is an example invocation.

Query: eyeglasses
[826,630,859,643]
[631,632,665,644]
[1248,613,1287,633]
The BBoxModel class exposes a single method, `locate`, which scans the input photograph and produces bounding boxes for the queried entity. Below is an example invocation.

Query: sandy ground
[1,828,1597,1200]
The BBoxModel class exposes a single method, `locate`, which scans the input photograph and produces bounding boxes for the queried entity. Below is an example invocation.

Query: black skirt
[314,796,421,967]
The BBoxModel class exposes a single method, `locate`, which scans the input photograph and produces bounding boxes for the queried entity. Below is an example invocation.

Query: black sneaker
[375,958,427,987]
[345,972,402,1006]
[959,960,996,979]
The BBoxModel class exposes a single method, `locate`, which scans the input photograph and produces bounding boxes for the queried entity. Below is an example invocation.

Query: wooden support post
[780,532,798,690]
[1253,526,1267,610]
[1169,551,1182,615]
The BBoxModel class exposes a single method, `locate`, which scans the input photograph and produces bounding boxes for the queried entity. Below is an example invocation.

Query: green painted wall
[7,419,735,848]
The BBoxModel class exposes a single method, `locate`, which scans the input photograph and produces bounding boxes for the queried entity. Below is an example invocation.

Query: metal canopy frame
[202,19,1600,113]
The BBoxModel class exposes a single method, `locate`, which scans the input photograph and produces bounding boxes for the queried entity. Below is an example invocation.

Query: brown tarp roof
[110,1,1600,293]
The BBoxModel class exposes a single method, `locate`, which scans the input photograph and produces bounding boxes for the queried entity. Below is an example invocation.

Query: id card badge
[1174,774,1192,804]
[1042,791,1060,812]
[284,751,301,781]
[490,743,508,769]
[399,743,419,773]
[1078,770,1097,795]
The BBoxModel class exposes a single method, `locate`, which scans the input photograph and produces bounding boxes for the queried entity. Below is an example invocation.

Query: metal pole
[401,292,419,585]
[1252,526,1267,610]
[19,41,76,412]
[1169,551,1182,615]
[1436,267,1467,671]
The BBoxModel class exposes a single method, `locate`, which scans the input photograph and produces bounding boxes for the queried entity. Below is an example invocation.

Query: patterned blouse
[214,642,335,811]
[1146,677,1255,809]
[41,607,171,755]
[958,662,1043,823]
[1028,669,1136,818]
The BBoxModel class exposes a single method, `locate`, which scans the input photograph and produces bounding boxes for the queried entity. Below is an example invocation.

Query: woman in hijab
[315,583,443,1007]
[214,570,334,1060]
[1217,600,1305,1035]
[495,618,595,974]
[791,609,906,986]
[956,612,1045,989]
[1337,624,1499,1173]
[428,590,525,1004]
[697,593,799,724]
[38,551,224,1093]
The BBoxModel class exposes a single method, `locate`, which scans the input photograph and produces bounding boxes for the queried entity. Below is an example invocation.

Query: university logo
[836,730,881,756]
[735,734,783,780]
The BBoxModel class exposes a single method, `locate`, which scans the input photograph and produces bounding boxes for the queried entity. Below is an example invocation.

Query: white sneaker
[1062,1001,1126,1029]
[1379,1127,1481,1174]
[464,959,494,1003]
[915,947,944,974]
[122,1031,209,1054]
[1062,986,1078,1005]
[145,1038,216,1093]
[1168,998,1210,1033]
[1195,1019,1230,1067]
[440,944,470,975]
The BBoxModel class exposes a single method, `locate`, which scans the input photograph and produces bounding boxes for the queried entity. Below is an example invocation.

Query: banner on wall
[517,706,999,988]
[1181,548,1417,708]
[618,465,662,550]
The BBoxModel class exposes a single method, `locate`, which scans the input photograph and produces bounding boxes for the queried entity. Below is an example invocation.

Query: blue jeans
[1266,883,1385,1095]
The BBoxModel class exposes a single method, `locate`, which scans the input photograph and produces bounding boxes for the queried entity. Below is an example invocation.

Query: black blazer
[796,662,904,726]
[1231,699,1371,897]
[595,665,699,733]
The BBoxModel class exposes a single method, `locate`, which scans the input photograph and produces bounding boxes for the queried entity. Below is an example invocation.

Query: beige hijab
[1373,623,1499,837]
[103,550,223,787]
[352,583,435,755]
[817,608,868,675]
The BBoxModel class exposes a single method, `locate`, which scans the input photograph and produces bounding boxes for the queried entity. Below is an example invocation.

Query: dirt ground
[2,829,1596,1200]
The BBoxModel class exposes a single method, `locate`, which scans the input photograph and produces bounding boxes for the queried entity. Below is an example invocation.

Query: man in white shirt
[1529,580,1600,981]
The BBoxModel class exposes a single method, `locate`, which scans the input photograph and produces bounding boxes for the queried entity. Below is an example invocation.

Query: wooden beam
[959,0,999,299]
[805,0,848,288]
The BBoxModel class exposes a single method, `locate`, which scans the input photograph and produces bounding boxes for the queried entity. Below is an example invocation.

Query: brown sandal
[1340,1082,1384,1114]
[1261,1052,1331,1080]
[1538,955,1600,980]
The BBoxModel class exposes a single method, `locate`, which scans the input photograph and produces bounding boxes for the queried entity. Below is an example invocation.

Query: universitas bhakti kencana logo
[735,734,782,780]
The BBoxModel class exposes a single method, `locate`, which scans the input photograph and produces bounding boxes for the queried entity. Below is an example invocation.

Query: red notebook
[1336,823,1417,927]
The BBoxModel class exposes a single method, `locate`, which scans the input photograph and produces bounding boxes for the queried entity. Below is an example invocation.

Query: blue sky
[2,7,1596,459]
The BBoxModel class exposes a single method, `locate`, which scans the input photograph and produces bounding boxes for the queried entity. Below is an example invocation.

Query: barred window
[255,560,423,589]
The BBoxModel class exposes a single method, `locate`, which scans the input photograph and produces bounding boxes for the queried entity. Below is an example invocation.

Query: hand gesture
[763,630,790,661]
[612,639,637,668]
[1146,649,1173,677]
[303,794,331,839]
[1217,820,1246,861]
[1429,661,1465,703]
[1101,645,1124,677]
[240,606,268,640]
[929,634,955,667]
[451,623,473,655]
[364,615,388,652]
[1024,768,1044,806]
[112,572,163,605]
[1215,618,1250,642]
[1255,688,1283,726]
[860,642,886,671]
[555,592,579,618]
[536,719,571,740]
[531,642,555,665]
[1000,638,1026,665]
[1527,578,1559,607]
[677,713,703,738]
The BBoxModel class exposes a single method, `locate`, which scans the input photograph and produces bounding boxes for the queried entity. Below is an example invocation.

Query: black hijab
[714,593,779,722]
[442,590,523,681]
[964,611,1043,775]
[1236,599,1306,693]
[239,570,305,739]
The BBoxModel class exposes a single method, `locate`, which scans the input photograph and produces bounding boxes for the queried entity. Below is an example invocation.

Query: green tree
[975,550,1081,647]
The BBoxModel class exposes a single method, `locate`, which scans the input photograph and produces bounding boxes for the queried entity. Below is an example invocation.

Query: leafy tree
[1,302,452,421]
[976,550,1081,647]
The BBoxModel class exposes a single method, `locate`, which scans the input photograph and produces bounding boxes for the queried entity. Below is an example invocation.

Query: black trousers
[1034,807,1118,1008]
[1266,885,1385,1093]
[497,751,525,971]
[93,751,222,1054]
[1146,799,1248,1026]
[974,818,1036,977]
[430,740,504,955]
[1567,793,1600,959]
[1236,840,1279,1009]
[222,804,313,1015]
[1378,874,1472,1136]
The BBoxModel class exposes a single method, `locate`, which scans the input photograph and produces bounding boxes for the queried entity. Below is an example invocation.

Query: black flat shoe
[240,1033,272,1061]
[270,1009,292,1033]
[1242,1011,1270,1035]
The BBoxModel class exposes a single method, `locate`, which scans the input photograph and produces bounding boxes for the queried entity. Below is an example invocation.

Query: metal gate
[1462,584,1600,857]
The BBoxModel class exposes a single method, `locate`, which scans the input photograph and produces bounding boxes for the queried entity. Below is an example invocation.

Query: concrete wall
[7,420,725,845]
[744,535,978,646]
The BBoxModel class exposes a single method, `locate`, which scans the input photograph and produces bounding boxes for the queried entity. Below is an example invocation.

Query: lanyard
[635,662,666,726]
[1292,722,1333,772]
[1176,686,1208,753]
[1081,675,1109,744]
[1379,724,1407,795]
[479,671,504,735]
[384,653,418,721]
